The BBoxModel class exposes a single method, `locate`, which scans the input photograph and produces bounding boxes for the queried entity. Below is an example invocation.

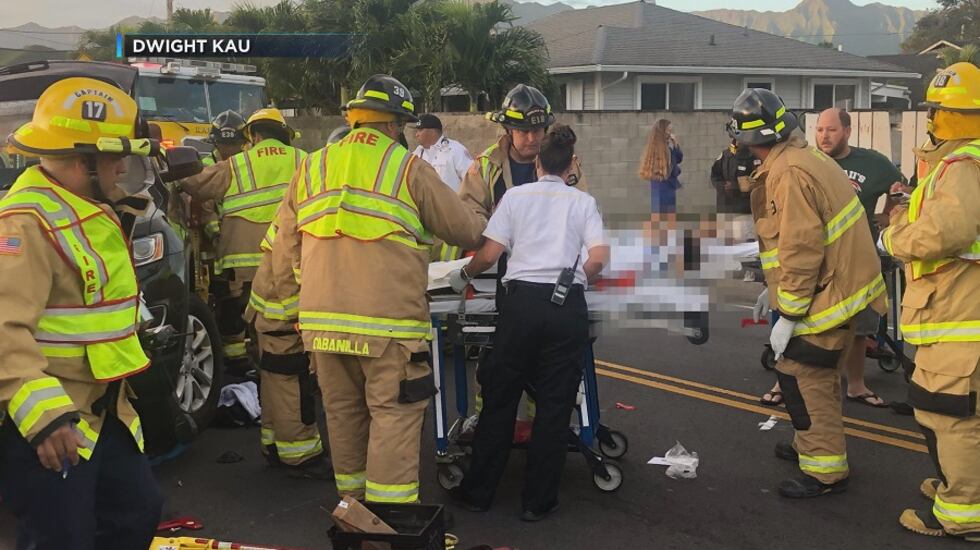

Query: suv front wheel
[176,293,223,428]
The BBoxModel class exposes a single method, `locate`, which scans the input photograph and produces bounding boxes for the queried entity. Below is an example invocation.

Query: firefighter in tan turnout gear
[730,88,887,498]
[278,74,485,503]
[880,62,980,541]
[242,128,352,481]
[181,108,307,372]
[0,77,163,548]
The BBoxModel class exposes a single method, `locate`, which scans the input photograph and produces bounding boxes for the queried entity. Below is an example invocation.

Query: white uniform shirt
[412,136,472,193]
[483,175,605,286]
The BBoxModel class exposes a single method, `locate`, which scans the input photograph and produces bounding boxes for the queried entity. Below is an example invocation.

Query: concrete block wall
[286,111,733,227]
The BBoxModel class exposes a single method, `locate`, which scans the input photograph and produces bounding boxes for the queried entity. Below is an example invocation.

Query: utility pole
[167,0,174,21]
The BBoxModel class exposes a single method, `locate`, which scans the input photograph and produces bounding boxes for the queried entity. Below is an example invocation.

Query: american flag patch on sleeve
[0,236,23,255]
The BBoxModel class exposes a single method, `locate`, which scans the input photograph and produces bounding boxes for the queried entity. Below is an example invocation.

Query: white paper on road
[647,457,673,466]
[758,415,779,431]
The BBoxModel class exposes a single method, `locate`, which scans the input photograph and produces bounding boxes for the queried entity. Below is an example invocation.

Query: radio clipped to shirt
[551,254,580,306]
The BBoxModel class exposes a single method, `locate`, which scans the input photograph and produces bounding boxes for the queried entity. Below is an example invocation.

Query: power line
[0,27,86,35]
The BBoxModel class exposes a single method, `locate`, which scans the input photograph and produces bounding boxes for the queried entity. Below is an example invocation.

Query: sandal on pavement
[760,390,783,407]
[847,392,889,408]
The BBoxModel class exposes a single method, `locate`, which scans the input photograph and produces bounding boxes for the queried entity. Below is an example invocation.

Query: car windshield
[207,81,266,119]
[136,77,209,123]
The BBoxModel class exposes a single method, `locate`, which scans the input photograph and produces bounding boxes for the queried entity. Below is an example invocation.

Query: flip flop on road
[760,390,783,407]
[847,392,889,408]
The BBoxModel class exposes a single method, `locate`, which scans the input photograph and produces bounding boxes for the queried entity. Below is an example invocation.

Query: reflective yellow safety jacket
[0,166,149,457]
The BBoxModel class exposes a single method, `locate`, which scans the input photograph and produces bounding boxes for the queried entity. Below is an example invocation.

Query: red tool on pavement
[741,317,768,328]
[157,517,204,532]
[615,402,636,411]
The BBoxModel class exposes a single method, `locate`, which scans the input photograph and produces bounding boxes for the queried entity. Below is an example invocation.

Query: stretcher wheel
[877,355,901,373]
[599,431,628,459]
[686,327,709,345]
[593,462,623,492]
[438,463,465,490]
[761,346,776,370]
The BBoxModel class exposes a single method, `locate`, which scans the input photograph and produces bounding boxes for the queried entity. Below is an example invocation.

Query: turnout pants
[775,325,856,484]
[462,281,589,514]
[909,342,980,535]
[255,314,324,466]
[313,338,435,503]
[0,415,163,550]
[214,273,252,363]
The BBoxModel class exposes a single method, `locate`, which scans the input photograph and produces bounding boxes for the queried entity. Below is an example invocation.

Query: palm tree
[76,25,131,61]
[442,0,550,112]
[169,8,220,32]
[943,43,980,66]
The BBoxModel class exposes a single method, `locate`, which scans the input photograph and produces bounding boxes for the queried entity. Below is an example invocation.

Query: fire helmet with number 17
[7,77,153,157]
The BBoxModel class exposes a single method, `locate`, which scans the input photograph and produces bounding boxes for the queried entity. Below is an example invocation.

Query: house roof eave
[547,64,920,80]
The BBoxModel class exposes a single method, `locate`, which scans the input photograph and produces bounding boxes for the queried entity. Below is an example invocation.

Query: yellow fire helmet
[6,77,150,158]
[922,62,980,113]
[243,107,300,142]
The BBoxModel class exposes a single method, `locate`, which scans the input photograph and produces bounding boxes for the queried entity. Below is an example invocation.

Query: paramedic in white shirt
[412,113,472,192]
[447,124,609,522]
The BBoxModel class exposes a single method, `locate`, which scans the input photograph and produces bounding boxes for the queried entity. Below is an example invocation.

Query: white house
[529,0,920,112]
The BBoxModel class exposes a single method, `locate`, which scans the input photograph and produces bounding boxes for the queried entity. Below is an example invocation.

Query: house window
[638,79,700,111]
[565,80,584,111]
[813,83,857,109]
[744,78,775,91]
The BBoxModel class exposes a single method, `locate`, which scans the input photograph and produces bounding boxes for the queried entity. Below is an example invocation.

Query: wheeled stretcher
[427,293,628,494]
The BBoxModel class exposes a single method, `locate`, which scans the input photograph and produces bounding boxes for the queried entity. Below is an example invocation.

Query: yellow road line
[595,368,927,454]
[596,359,925,441]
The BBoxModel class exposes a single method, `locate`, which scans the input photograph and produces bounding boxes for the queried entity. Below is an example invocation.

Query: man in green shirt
[817,107,904,407]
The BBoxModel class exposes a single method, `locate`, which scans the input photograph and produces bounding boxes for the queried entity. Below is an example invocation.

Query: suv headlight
[133,233,165,267]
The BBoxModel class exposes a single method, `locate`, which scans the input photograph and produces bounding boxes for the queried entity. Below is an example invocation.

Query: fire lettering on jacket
[339,131,379,147]
[255,146,287,157]
[312,337,370,355]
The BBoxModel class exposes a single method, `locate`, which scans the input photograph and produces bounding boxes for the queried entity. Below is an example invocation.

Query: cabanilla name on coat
[312,337,370,355]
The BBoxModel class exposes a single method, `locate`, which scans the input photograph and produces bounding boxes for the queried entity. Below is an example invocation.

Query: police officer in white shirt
[448,124,609,522]
[412,113,473,192]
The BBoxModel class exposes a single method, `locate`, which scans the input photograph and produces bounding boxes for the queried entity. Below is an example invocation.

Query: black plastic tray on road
[328,502,445,550]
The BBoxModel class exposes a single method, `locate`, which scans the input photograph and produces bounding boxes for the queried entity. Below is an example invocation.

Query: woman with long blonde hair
[639,118,683,217]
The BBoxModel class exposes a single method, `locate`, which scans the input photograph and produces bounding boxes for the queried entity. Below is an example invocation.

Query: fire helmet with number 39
[344,74,419,122]
[7,77,142,157]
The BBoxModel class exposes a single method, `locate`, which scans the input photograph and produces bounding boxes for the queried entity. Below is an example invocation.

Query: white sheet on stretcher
[429,297,497,315]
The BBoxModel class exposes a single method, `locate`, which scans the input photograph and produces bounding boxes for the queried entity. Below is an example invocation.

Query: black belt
[503,280,584,297]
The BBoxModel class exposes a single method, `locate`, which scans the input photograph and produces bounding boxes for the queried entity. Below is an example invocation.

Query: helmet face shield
[114,155,155,197]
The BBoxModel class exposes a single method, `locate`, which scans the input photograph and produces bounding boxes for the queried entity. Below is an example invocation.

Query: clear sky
[4,0,938,29]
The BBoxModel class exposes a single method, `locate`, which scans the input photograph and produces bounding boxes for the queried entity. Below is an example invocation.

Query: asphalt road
[1,300,972,550]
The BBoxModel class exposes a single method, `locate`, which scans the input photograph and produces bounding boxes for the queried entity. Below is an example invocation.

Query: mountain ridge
[692,0,924,55]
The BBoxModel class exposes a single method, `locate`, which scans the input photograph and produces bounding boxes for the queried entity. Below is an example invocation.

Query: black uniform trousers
[0,415,163,550]
[462,281,589,513]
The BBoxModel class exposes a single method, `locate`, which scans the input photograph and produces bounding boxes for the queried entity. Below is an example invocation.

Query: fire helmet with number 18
[921,62,980,141]
[488,84,555,130]
[7,77,152,157]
